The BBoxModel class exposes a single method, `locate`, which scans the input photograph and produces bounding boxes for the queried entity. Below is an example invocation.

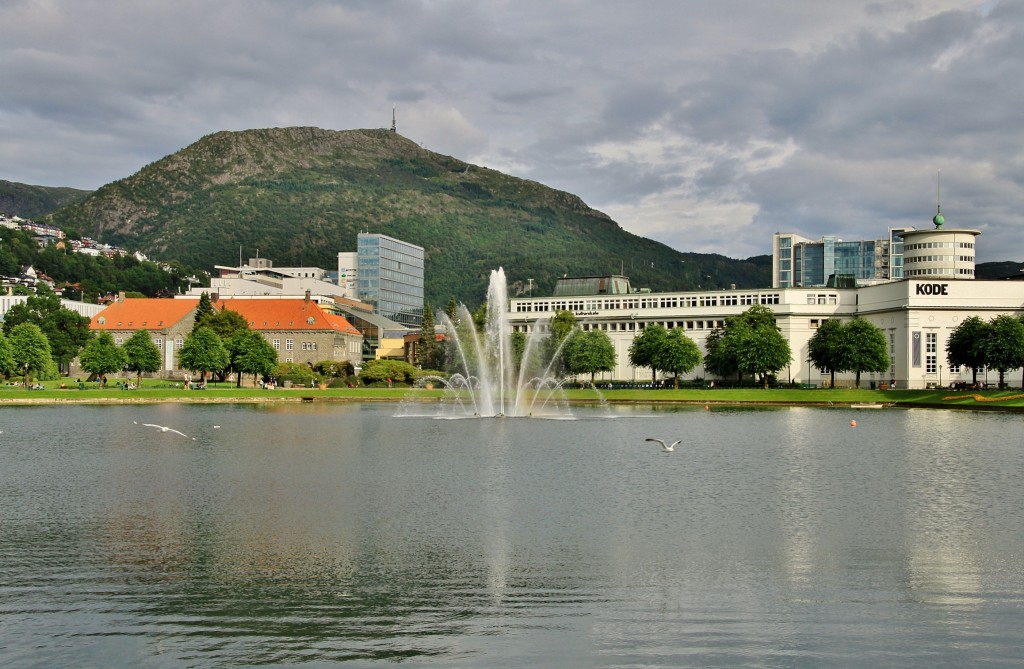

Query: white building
[509,222,1020,389]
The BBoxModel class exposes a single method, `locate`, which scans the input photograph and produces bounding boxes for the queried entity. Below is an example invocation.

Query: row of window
[904,268,974,277]
[904,242,975,250]
[905,254,974,263]
[514,293,784,313]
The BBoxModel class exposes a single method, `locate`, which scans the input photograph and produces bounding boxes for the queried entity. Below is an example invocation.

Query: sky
[1,1,1020,262]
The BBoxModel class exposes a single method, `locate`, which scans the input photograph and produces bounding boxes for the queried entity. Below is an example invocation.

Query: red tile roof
[91,298,199,330]
[218,299,360,336]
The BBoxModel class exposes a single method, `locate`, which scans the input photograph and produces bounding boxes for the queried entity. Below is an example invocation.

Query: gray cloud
[1,0,1019,262]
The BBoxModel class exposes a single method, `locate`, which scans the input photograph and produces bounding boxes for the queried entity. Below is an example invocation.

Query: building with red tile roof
[217,296,362,367]
[90,297,200,375]
[88,294,362,378]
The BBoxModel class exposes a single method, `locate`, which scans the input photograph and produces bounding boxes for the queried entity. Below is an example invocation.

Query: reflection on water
[1,404,1023,667]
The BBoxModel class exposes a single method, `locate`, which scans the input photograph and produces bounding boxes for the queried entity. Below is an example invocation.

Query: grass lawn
[2,379,1024,410]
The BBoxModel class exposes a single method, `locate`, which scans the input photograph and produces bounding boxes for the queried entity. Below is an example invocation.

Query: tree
[192,291,215,331]
[653,328,702,389]
[0,329,15,378]
[807,319,847,388]
[707,305,791,388]
[545,310,577,376]
[201,308,248,341]
[122,330,162,387]
[563,328,616,385]
[228,330,279,387]
[628,323,668,385]
[946,316,988,385]
[2,283,93,374]
[416,303,443,370]
[981,314,1024,390]
[843,318,889,388]
[178,326,229,382]
[8,322,55,386]
[79,331,128,387]
[703,326,738,381]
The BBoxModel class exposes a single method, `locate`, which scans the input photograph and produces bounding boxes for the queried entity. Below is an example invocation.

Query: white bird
[142,423,188,438]
[646,438,680,452]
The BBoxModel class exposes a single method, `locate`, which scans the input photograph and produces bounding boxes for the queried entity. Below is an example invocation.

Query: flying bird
[142,423,189,438]
[646,438,680,452]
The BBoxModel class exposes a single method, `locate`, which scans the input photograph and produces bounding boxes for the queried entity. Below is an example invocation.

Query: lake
[1,403,1022,668]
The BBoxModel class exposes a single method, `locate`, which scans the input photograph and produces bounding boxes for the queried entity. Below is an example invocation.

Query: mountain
[44,127,768,306]
[0,180,92,219]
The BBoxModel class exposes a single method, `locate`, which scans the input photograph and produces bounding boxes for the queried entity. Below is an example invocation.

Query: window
[175,336,183,349]
[273,338,281,350]
[925,332,937,374]
[286,339,294,351]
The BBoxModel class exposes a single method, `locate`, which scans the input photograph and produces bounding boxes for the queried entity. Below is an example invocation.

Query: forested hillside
[44,127,770,307]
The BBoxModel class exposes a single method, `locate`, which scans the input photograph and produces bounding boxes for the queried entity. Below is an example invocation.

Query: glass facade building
[356,233,424,327]
[773,229,910,288]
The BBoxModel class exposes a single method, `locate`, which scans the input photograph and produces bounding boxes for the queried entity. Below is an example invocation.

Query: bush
[274,362,316,386]
[358,359,419,385]
[313,360,354,378]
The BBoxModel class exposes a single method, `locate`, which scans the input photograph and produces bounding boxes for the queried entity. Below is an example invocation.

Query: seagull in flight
[646,438,680,452]
[142,423,189,438]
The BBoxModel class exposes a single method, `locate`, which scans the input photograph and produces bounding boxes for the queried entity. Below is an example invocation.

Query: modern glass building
[772,229,910,288]
[356,233,424,327]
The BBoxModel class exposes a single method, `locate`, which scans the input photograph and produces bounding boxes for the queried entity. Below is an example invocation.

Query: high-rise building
[772,228,910,288]
[356,233,424,326]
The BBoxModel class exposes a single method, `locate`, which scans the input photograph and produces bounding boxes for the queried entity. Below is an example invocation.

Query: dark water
[1,403,1022,668]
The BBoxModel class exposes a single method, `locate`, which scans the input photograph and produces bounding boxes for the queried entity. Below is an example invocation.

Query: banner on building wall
[912,331,921,367]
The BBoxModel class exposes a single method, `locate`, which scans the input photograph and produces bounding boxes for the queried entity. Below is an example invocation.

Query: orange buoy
[850,419,857,427]
[704,404,710,410]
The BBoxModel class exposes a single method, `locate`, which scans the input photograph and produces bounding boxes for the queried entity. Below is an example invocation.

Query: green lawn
[3,380,1024,410]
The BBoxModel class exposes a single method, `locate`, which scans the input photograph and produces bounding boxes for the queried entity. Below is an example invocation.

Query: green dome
[933,213,945,227]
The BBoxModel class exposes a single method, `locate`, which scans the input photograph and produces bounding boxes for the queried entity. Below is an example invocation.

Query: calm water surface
[0,403,1022,668]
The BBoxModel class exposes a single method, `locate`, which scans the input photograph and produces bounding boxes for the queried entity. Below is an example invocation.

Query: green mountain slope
[45,127,768,307]
[0,180,92,219]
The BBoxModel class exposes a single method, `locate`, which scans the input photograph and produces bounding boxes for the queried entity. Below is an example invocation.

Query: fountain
[418,268,575,418]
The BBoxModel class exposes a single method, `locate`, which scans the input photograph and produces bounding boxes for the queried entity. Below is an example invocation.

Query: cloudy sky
[1,1,1020,261]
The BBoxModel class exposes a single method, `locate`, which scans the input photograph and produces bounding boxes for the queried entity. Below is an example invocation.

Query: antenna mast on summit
[391,106,396,133]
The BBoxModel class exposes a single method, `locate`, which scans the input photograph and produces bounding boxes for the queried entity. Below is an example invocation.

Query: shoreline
[2,388,1023,412]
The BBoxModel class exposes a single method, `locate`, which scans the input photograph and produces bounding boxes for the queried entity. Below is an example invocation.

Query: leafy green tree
[628,323,668,384]
[946,316,989,385]
[122,330,162,387]
[807,319,847,388]
[843,318,889,388]
[200,308,248,341]
[0,329,15,378]
[2,283,93,374]
[192,292,215,331]
[79,331,128,387]
[545,310,577,376]
[229,330,279,387]
[981,314,1024,390]
[702,326,738,381]
[653,328,702,389]
[706,305,791,388]
[178,326,229,382]
[8,322,54,386]
[563,328,616,385]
